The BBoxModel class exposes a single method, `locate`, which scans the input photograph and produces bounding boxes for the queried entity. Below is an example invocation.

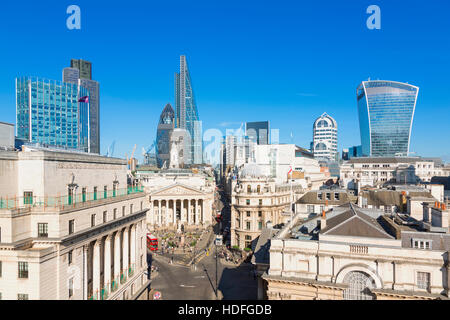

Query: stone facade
[136,168,215,231]
[263,204,450,300]
[0,147,149,300]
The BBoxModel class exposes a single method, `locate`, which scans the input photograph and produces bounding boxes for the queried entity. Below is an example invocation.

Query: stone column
[114,232,121,281]
[130,225,136,271]
[172,200,176,225]
[158,200,162,226]
[123,228,129,277]
[149,200,154,225]
[83,245,88,300]
[93,240,101,299]
[181,199,185,223]
[195,199,199,225]
[165,201,170,226]
[188,199,191,225]
[104,235,112,292]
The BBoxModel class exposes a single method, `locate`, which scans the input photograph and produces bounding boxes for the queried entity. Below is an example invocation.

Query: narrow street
[148,186,258,300]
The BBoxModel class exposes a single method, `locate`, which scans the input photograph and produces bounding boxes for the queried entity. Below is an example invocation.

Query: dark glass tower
[357,80,419,157]
[246,121,270,145]
[156,103,175,168]
[63,59,100,154]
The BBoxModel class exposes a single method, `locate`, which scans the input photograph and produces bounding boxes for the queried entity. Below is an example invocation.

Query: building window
[417,272,431,292]
[317,193,323,200]
[258,211,262,217]
[69,278,74,298]
[68,250,73,265]
[91,214,96,227]
[18,262,28,279]
[326,193,331,200]
[247,185,251,193]
[93,187,98,200]
[23,191,33,205]
[140,254,143,268]
[334,193,340,201]
[69,220,75,235]
[38,223,48,238]
[259,199,263,206]
[258,222,262,230]
[0,261,2,277]
[307,205,315,213]
[412,239,432,250]
[122,206,126,216]
[130,204,133,214]
[246,199,250,205]
[246,221,251,230]
[17,294,28,300]
[103,211,107,223]
[140,201,143,211]
[384,206,392,214]
[82,187,87,202]
[113,208,117,219]
[246,211,251,217]
[104,186,108,199]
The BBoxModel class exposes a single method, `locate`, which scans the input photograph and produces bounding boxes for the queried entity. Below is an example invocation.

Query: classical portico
[148,183,213,230]
[84,222,141,300]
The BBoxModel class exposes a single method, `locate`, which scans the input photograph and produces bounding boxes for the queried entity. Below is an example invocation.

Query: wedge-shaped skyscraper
[175,55,202,164]
[357,80,419,157]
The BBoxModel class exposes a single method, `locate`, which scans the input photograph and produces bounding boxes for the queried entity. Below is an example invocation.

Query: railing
[128,264,135,277]
[0,186,144,210]
[120,270,127,285]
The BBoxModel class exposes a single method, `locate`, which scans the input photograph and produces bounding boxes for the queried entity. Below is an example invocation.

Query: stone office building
[0,146,149,300]
[262,203,450,300]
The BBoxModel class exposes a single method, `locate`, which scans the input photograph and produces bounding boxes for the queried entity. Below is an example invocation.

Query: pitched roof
[320,204,395,239]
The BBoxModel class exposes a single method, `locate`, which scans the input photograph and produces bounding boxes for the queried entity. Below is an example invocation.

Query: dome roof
[313,112,337,129]
[239,163,266,178]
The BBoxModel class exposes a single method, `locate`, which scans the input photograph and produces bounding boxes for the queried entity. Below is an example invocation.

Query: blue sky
[0,0,449,162]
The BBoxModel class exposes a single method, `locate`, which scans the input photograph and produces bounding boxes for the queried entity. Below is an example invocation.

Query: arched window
[317,120,329,128]
[343,271,376,300]
[315,143,327,151]
[247,185,252,193]
[257,185,261,193]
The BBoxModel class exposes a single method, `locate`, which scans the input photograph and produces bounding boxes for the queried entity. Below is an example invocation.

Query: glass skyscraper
[357,80,419,157]
[16,77,90,152]
[175,55,202,164]
[246,121,270,145]
[63,59,100,154]
[156,103,175,168]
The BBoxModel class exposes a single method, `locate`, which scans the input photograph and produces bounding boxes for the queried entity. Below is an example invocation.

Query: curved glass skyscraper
[156,103,175,168]
[357,80,419,157]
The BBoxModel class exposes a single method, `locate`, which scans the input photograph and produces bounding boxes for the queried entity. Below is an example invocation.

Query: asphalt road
[150,248,257,300]
[149,186,257,300]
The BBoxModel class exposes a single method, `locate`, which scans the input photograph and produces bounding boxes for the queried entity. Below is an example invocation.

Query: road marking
[180,284,196,288]
[194,276,206,279]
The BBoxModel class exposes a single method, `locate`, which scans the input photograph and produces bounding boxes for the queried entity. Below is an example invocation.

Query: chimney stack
[321,209,327,229]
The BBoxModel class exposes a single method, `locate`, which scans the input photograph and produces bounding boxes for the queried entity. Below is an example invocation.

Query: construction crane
[127,144,137,169]
[105,141,116,157]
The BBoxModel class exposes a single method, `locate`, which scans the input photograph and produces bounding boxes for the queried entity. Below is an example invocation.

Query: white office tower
[312,112,338,161]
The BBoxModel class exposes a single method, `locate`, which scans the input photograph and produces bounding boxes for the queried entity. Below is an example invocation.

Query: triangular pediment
[149,183,205,197]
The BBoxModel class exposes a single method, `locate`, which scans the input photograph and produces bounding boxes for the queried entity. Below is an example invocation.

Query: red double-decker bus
[147,234,158,251]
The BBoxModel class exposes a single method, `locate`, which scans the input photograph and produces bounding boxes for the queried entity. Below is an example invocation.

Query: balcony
[0,186,144,212]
